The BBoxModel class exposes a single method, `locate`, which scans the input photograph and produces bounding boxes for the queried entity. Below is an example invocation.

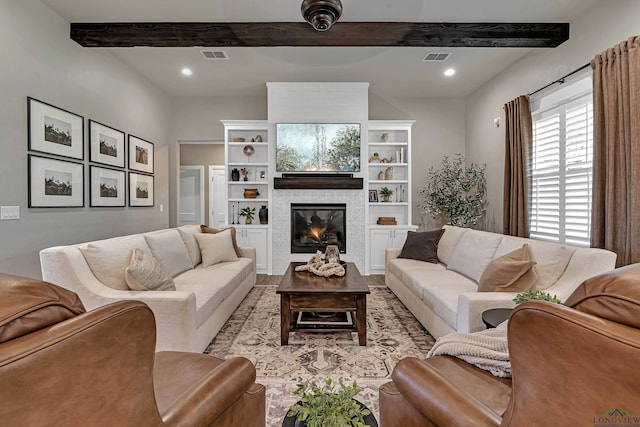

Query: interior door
[209,166,227,228]
[179,166,204,226]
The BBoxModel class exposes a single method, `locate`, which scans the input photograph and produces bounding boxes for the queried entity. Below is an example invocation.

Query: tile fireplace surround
[272,189,366,274]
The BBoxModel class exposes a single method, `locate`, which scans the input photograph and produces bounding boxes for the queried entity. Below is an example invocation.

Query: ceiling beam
[70,22,569,48]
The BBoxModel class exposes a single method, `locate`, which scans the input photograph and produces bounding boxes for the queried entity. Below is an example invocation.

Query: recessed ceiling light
[181,68,193,76]
[444,68,456,77]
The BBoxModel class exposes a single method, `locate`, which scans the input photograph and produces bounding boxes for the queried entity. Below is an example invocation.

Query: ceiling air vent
[201,50,228,60]
[422,52,450,62]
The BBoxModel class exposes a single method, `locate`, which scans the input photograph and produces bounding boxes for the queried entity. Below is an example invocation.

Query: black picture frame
[89,120,125,168]
[129,172,154,207]
[90,165,126,207]
[28,154,84,208]
[369,190,378,203]
[28,97,84,160]
[128,135,154,174]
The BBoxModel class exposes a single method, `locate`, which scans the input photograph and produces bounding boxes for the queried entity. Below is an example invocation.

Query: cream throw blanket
[427,321,511,378]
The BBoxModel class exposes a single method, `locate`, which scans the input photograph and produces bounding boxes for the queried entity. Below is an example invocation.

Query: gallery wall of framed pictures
[27,97,155,208]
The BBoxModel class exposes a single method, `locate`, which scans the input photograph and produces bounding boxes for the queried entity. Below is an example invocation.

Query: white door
[179,166,204,226]
[209,166,227,228]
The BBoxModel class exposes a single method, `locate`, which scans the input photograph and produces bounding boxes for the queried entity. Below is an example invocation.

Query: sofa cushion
[174,263,244,326]
[177,225,202,267]
[447,229,503,282]
[388,258,446,283]
[528,242,575,290]
[79,235,152,290]
[478,245,538,292]
[405,269,478,329]
[125,249,176,291]
[399,229,445,263]
[437,225,469,266]
[201,225,241,258]
[194,231,239,268]
[144,229,193,277]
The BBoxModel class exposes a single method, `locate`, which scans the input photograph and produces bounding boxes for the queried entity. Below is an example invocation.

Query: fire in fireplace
[291,203,346,254]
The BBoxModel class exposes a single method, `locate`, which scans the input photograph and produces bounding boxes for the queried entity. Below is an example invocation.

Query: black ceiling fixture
[69,1,569,49]
[301,0,343,32]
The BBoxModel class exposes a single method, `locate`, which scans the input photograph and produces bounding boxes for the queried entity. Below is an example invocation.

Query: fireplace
[291,203,346,253]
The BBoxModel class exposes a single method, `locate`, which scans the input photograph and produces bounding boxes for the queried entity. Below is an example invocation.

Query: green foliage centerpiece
[287,378,372,427]
[513,290,562,305]
[419,153,487,227]
[239,206,255,224]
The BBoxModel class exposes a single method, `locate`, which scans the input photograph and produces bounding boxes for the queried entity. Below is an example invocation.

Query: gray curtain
[503,95,532,237]
[591,36,640,267]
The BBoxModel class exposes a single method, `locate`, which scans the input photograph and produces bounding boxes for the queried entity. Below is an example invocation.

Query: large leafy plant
[287,378,371,427]
[419,153,487,227]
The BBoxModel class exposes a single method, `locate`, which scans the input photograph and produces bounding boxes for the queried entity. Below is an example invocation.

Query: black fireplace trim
[291,203,347,254]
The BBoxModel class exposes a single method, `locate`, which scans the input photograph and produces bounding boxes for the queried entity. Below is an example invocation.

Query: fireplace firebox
[291,203,346,254]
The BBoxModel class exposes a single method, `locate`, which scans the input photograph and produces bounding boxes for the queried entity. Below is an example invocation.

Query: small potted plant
[286,378,374,427]
[379,187,393,202]
[238,206,255,224]
[513,290,562,305]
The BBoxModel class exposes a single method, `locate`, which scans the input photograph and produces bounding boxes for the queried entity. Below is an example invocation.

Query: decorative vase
[381,132,389,142]
[245,217,252,224]
[259,205,268,224]
[377,170,385,180]
[231,168,240,182]
[243,176,248,182]
[385,166,393,180]
[324,245,340,264]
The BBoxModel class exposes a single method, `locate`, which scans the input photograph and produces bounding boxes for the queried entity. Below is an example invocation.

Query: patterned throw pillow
[125,249,176,291]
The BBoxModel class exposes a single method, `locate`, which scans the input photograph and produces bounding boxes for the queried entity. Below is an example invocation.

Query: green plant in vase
[238,206,255,224]
[379,186,393,202]
[287,378,372,427]
[513,290,562,305]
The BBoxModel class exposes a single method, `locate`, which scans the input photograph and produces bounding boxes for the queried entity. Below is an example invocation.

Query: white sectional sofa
[386,225,617,338]
[40,225,256,353]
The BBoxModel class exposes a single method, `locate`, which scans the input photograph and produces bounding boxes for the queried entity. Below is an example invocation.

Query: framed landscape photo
[90,166,126,207]
[28,97,84,160]
[129,172,154,207]
[128,135,154,174]
[89,120,125,168]
[29,154,84,208]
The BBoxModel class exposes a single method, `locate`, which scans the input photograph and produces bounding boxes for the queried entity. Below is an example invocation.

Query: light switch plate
[1,206,20,220]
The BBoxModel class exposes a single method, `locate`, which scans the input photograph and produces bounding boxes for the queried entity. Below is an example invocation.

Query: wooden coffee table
[276,262,370,346]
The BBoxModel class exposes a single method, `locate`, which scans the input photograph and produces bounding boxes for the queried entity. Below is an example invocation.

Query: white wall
[466,0,640,233]
[0,1,171,278]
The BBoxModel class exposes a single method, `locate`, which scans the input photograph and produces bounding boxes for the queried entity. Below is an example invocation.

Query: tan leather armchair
[380,264,640,427]
[0,273,265,427]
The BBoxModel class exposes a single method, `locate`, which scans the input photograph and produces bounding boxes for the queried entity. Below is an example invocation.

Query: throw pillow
[200,225,241,257]
[194,230,239,268]
[125,249,176,291]
[398,229,446,263]
[144,229,193,277]
[478,244,538,292]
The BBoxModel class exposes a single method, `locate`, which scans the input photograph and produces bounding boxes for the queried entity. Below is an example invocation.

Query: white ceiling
[41,0,600,98]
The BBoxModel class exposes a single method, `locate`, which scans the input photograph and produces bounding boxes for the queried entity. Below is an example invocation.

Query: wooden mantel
[273,175,363,190]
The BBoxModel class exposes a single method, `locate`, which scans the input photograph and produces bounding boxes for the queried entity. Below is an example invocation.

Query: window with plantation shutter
[529,71,593,246]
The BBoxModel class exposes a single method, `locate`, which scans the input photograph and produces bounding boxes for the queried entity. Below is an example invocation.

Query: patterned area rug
[205,277,434,426]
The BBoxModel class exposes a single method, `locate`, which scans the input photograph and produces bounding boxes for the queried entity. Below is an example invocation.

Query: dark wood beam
[70,22,569,48]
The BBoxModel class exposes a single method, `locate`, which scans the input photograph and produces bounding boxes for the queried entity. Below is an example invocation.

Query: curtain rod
[528,63,591,97]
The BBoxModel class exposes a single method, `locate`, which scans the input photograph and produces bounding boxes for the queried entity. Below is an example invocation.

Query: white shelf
[368,163,407,167]
[228,142,269,146]
[368,142,409,147]
[229,198,268,202]
[229,181,268,185]
[228,162,269,167]
[369,202,409,206]
[369,180,408,184]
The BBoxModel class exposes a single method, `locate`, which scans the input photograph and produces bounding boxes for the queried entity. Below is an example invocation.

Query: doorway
[209,166,226,228]
[179,166,205,226]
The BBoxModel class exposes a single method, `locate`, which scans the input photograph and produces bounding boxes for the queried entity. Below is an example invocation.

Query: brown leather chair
[0,273,265,427]
[380,264,640,426]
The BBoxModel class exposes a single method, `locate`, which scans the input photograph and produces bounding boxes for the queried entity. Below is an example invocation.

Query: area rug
[205,279,434,426]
